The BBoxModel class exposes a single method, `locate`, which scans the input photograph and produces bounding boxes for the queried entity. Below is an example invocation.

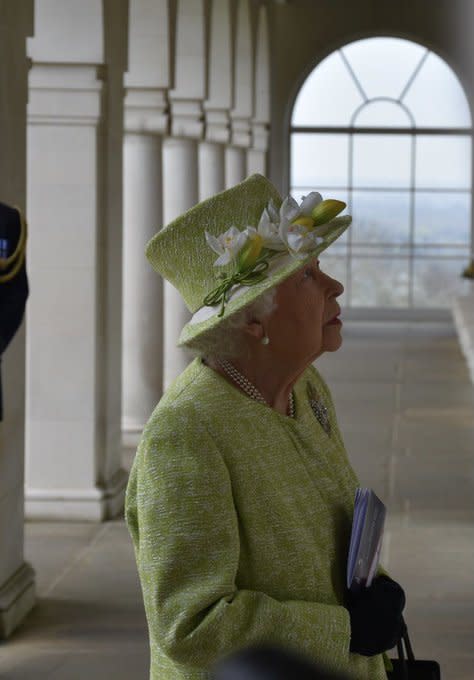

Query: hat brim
[178,215,351,349]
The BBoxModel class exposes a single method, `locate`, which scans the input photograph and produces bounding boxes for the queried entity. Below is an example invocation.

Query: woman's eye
[304,268,313,278]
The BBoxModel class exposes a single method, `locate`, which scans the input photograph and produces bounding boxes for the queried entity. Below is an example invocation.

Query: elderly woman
[125,174,405,680]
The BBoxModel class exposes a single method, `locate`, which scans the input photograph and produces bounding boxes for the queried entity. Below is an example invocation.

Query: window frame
[289,40,473,310]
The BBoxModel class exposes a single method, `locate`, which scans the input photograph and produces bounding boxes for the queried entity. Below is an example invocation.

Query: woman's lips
[326,316,342,325]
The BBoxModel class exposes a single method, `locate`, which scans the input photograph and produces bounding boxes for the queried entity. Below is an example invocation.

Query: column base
[0,562,36,640]
[25,468,129,521]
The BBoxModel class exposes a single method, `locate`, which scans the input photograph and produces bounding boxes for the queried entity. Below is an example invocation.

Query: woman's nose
[321,269,344,297]
[332,277,344,297]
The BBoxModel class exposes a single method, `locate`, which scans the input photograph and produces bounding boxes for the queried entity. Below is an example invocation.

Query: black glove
[346,574,406,657]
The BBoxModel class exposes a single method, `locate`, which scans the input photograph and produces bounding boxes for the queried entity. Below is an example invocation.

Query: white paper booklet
[347,488,386,592]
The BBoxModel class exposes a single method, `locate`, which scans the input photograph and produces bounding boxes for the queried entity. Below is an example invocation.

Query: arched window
[290,37,472,308]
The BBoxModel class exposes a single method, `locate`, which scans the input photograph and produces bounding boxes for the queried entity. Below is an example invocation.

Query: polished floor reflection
[0,320,473,679]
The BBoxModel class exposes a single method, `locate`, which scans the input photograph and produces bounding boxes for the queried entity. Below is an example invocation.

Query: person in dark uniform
[0,201,29,421]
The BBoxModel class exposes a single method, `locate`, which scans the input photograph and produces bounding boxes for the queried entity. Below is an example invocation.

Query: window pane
[351,244,411,257]
[326,239,348,253]
[413,245,470,257]
[415,136,471,189]
[318,254,348,307]
[413,258,472,306]
[350,257,410,307]
[353,134,411,188]
[291,134,348,187]
[354,100,412,128]
[292,51,363,127]
[341,37,427,100]
[403,52,472,127]
[351,191,411,243]
[414,191,471,244]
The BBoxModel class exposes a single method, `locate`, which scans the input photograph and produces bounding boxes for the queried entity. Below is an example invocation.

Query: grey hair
[184,287,278,361]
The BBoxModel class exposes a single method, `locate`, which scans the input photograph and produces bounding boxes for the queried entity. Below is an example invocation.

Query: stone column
[199,142,225,200]
[0,0,36,639]
[162,137,199,389]
[247,147,267,176]
[160,0,206,388]
[122,0,172,440]
[225,146,247,188]
[247,117,269,177]
[247,5,270,178]
[123,131,164,439]
[25,0,129,520]
[225,0,253,188]
[201,0,232,199]
[122,87,169,441]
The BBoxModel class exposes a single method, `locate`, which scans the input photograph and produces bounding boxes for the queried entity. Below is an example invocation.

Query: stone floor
[0,320,473,679]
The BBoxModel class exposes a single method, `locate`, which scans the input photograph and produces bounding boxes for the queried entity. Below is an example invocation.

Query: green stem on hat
[203,259,270,317]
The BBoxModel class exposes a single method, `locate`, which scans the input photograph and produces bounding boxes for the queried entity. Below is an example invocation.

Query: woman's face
[266,257,344,365]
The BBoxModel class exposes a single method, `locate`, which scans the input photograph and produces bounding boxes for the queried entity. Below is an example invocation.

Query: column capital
[28,63,104,126]
[168,95,204,139]
[203,103,230,144]
[251,120,270,152]
[124,87,169,134]
[229,112,252,148]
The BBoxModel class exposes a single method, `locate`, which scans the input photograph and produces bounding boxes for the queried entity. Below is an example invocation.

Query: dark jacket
[0,201,29,420]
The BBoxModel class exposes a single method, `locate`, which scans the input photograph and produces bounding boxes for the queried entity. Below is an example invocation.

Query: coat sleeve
[127,406,352,673]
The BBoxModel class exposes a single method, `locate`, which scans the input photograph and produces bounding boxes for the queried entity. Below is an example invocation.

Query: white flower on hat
[245,193,326,256]
[278,192,347,258]
[203,190,349,316]
[205,226,248,266]
[254,202,287,252]
[279,221,325,258]
[299,191,324,216]
[278,192,324,257]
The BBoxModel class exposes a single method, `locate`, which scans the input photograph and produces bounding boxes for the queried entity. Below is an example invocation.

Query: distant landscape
[291,187,472,307]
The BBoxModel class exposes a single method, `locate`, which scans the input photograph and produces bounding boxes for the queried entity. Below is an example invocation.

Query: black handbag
[387,627,441,679]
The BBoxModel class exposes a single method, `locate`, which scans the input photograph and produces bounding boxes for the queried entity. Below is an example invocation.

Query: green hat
[145,174,351,348]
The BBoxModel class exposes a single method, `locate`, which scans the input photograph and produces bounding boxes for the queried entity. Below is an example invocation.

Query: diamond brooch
[306,382,331,436]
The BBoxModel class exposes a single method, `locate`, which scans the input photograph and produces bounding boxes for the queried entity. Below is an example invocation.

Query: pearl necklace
[216,358,295,418]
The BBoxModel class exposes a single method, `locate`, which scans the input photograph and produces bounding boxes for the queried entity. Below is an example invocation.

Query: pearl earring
[261,335,270,345]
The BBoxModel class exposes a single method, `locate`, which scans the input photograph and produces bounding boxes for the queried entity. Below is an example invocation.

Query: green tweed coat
[124,357,388,680]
